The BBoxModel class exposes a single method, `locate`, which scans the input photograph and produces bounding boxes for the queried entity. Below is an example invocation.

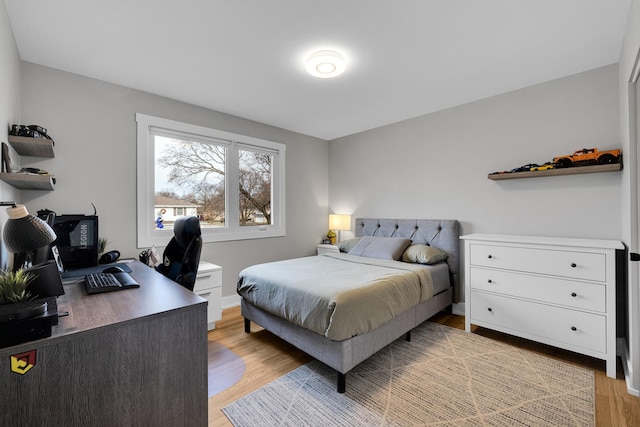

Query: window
[136,113,285,247]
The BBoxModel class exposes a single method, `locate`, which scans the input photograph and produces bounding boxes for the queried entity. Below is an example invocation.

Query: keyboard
[84,272,139,294]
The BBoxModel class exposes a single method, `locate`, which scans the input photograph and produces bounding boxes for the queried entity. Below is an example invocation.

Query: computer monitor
[50,215,99,271]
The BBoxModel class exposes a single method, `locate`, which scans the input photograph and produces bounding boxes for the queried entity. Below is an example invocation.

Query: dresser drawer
[469,243,606,281]
[470,291,606,353]
[469,267,606,312]
[193,262,222,292]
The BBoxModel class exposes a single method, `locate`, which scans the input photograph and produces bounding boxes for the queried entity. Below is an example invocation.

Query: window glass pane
[238,149,272,227]
[154,135,226,230]
[137,113,285,246]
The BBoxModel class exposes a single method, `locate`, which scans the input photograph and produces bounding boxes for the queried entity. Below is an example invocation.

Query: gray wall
[0,1,21,267]
[18,62,329,300]
[329,64,621,243]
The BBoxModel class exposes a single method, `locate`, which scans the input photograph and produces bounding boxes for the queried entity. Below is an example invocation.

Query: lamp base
[11,252,28,272]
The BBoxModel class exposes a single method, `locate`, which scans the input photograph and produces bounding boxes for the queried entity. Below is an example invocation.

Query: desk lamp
[329,214,351,243]
[2,203,57,271]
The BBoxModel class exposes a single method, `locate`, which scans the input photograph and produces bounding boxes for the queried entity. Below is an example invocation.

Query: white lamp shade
[329,214,351,231]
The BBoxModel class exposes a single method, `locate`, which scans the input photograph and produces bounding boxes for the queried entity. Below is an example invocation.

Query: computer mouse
[103,266,124,274]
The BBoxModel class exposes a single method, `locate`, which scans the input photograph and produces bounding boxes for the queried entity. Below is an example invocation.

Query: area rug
[222,322,594,426]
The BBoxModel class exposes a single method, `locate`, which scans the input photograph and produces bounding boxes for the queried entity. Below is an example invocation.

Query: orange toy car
[553,148,621,168]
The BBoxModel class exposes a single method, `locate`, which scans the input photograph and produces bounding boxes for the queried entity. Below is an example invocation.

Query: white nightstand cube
[193,261,222,330]
[317,244,340,255]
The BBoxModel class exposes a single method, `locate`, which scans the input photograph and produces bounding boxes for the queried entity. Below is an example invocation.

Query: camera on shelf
[9,124,49,140]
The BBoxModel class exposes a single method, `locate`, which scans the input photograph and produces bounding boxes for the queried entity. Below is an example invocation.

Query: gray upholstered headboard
[355,218,461,302]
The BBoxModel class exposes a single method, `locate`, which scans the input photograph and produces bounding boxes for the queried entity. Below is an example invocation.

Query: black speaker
[25,260,65,299]
[99,250,121,264]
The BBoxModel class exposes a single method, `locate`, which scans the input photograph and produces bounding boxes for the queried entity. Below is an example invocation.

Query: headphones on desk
[99,250,121,264]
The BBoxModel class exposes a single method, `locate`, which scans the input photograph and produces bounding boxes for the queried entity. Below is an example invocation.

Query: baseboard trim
[619,337,640,396]
[222,294,241,310]
[452,302,464,316]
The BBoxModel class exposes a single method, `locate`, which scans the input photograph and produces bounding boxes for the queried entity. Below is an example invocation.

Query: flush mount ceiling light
[306,50,346,78]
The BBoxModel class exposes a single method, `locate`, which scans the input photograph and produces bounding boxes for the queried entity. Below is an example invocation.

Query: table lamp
[2,203,57,271]
[329,214,351,243]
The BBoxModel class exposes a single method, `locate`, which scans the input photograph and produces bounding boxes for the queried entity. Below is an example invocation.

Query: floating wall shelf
[7,135,55,158]
[488,163,622,181]
[0,173,55,191]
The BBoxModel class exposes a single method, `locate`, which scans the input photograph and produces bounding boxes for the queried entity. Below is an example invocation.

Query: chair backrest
[156,216,203,291]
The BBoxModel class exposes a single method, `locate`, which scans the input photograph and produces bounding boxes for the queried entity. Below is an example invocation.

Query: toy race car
[511,163,539,173]
[553,148,621,168]
[530,162,554,171]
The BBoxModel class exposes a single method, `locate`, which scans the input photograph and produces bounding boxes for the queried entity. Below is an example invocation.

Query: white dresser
[193,261,222,330]
[461,233,623,378]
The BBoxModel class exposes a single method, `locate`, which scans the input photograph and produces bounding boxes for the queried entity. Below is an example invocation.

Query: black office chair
[156,216,203,291]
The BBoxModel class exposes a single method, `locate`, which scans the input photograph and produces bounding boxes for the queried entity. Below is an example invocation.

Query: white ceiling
[4,0,633,140]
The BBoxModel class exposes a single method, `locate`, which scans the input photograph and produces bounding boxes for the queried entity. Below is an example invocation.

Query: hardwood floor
[207,306,640,426]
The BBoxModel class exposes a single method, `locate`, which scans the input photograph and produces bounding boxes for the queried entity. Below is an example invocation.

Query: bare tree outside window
[239,149,272,226]
[155,136,273,228]
[155,136,225,228]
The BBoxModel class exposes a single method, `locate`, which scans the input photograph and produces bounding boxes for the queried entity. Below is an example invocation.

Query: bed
[238,218,461,393]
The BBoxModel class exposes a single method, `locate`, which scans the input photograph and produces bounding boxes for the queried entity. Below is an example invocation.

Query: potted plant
[326,230,337,245]
[98,237,111,255]
[0,269,45,321]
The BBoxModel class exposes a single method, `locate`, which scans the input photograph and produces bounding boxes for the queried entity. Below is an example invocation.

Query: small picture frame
[1,142,12,173]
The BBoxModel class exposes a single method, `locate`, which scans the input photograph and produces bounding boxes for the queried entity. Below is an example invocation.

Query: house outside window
[136,113,286,247]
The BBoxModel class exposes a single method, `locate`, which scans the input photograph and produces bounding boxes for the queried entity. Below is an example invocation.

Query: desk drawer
[470,291,606,353]
[469,268,606,312]
[469,243,606,281]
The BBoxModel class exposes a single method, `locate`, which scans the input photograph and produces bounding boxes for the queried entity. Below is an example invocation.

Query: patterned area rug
[222,322,594,426]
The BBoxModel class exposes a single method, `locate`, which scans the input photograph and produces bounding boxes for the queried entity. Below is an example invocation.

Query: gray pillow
[349,236,412,260]
[402,244,449,264]
[337,237,362,252]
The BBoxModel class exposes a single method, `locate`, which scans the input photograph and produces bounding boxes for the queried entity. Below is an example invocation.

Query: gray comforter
[237,253,435,341]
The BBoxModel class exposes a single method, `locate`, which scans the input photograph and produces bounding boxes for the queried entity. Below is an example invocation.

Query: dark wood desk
[0,261,208,426]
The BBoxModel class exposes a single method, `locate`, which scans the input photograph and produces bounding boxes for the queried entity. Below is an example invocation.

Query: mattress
[237,253,450,341]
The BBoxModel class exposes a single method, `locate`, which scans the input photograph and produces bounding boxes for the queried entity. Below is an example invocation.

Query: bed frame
[242,218,461,393]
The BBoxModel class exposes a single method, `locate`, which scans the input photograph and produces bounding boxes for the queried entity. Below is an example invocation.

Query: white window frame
[136,113,286,248]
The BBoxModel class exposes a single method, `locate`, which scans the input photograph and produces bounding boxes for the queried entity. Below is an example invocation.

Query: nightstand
[317,244,339,255]
[193,261,222,330]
